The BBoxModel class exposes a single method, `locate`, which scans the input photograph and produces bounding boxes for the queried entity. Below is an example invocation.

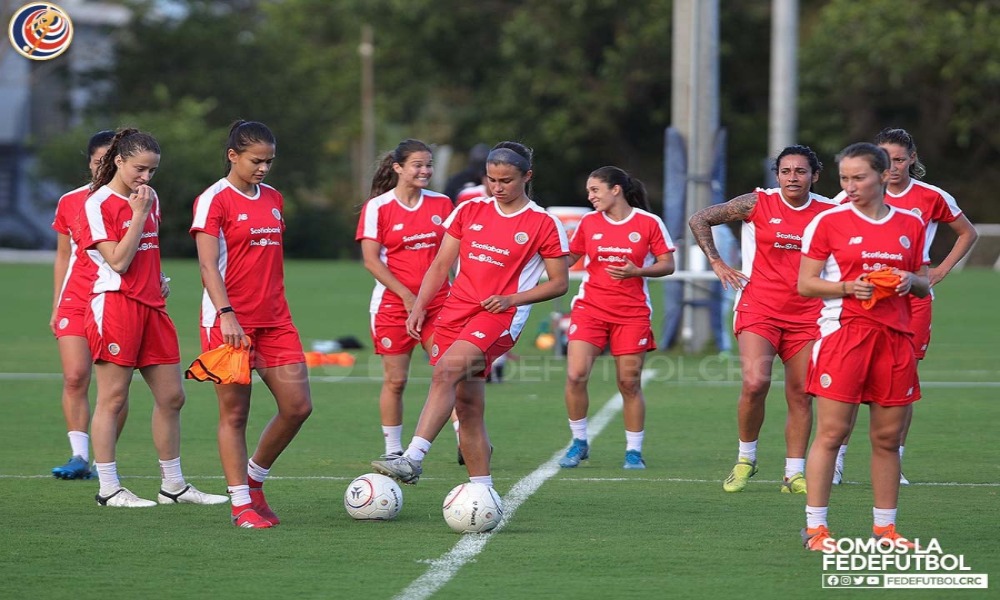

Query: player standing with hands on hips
[557,166,675,470]
[798,142,929,550]
[191,121,313,528]
[83,128,227,508]
[372,141,569,489]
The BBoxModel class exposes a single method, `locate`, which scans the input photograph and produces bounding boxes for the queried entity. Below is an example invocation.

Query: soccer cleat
[832,464,844,485]
[623,449,646,469]
[95,487,157,508]
[802,525,835,551]
[157,484,229,505]
[872,524,915,549]
[780,472,807,494]
[371,454,423,484]
[558,439,590,468]
[250,488,281,525]
[232,507,273,529]
[722,457,758,492]
[899,471,910,486]
[52,455,93,480]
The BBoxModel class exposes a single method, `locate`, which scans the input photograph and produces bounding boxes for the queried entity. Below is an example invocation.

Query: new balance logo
[769,218,782,224]
[237,213,248,221]
[470,223,484,231]
[471,331,486,339]
[638,337,648,345]
[392,223,404,231]
[592,233,604,240]
[848,236,863,245]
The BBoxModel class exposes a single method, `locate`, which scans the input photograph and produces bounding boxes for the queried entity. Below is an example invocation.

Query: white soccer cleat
[899,471,910,486]
[158,484,229,505]
[96,487,157,508]
[832,464,844,485]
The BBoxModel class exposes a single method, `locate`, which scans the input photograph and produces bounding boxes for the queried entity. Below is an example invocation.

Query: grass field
[0,260,997,599]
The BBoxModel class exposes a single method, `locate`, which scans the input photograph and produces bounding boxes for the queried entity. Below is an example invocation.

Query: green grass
[0,261,997,599]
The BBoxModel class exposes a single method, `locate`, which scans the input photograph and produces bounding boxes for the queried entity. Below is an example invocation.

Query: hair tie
[486,148,531,173]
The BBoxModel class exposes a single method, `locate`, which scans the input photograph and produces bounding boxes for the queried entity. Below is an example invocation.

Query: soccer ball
[442,482,503,533]
[344,473,402,520]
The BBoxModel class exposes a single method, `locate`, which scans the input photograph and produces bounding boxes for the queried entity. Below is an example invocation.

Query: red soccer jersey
[736,189,836,324]
[355,189,454,313]
[802,203,929,335]
[442,197,569,339]
[569,208,675,324]
[51,184,98,310]
[81,185,165,308]
[190,179,292,327]
[455,184,488,204]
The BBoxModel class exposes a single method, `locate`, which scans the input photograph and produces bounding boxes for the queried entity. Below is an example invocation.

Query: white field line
[390,370,657,600]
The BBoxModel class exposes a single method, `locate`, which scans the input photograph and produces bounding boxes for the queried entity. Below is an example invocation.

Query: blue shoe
[559,439,589,468]
[52,455,92,480]
[623,449,646,469]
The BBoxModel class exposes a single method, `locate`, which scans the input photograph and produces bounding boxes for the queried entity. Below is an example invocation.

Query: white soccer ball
[344,473,403,520]
[442,482,503,533]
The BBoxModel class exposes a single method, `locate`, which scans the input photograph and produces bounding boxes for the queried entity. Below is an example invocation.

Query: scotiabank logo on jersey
[468,240,509,268]
[403,231,438,251]
[7,3,73,61]
[249,226,282,247]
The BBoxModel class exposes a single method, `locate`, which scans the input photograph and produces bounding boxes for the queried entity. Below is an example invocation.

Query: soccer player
[688,145,835,493]
[50,130,132,479]
[832,128,979,485]
[799,142,929,550]
[356,139,459,460]
[83,128,227,508]
[557,166,675,470]
[192,120,313,528]
[371,141,569,488]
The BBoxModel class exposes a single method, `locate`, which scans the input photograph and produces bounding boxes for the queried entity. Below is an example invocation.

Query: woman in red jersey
[356,139,460,460]
[372,141,569,490]
[832,128,978,486]
[557,166,675,470]
[191,121,313,528]
[798,142,929,551]
[689,145,834,494]
[50,130,132,480]
[84,128,226,508]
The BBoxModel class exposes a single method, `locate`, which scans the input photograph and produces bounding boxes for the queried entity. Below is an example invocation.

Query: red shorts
[201,323,305,369]
[910,295,932,360]
[430,311,515,378]
[567,310,656,356]
[86,293,180,368]
[54,304,87,339]
[734,310,817,362]
[370,301,444,356]
[807,320,920,407]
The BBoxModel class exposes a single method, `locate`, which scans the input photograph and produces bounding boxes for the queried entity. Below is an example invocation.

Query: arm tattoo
[688,193,756,262]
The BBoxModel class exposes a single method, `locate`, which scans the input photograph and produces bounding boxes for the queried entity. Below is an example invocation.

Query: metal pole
[767,0,799,183]
[359,24,375,199]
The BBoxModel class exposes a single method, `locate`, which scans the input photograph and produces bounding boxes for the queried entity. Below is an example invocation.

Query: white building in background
[0,0,129,248]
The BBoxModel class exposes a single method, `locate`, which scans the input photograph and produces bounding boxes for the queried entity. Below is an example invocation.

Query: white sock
[470,475,493,488]
[158,457,186,491]
[805,505,828,529]
[873,507,897,528]
[403,436,432,462]
[248,459,269,486]
[625,429,644,452]
[898,445,905,460]
[785,457,806,479]
[383,425,404,454]
[453,419,461,443]
[569,417,588,442]
[228,484,251,507]
[836,444,848,467]
[68,431,89,461]
[738,439,757,463]
[95,461,120,496]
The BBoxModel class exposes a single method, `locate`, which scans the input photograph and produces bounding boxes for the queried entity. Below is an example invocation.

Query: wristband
[218,306,234,315]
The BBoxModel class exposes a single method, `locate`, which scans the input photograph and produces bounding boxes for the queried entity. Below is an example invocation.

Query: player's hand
[128,185,155,218]
[49,311,58,336]
[481,295,513,313]
[851,275,874,301]
[160,273,171,299]
[406,309,426,340]
[220,312,247,348]
[928,266,947,287]
[605,262,640,280]
[892,269,913,295]
[710,259,750,291]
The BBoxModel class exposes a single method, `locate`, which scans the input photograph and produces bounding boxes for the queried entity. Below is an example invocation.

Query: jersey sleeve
[928,190,962,224]
[444,201,469,240]
[52,200,71,235]
[568,215,589,256]
[191,189,225,238]
[801,212,829,260]
[539,214,570,258]
[648,214,675,255]
[355,199,381,242]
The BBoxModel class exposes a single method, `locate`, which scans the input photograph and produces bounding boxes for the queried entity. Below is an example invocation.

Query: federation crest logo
[899,235,911,249]
[380,337,392,349]
[8,3,73,61]
[431,215,443,226]
[271,208,282,221]
[514,232,529,244]
[431,344,439,358]
[819,373,832,388]
[107,343,121,356]
[628,232,641,243]
[58,317,69,330]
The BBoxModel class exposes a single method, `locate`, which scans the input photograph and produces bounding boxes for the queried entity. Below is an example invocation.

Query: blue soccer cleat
[52,455,93,480]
